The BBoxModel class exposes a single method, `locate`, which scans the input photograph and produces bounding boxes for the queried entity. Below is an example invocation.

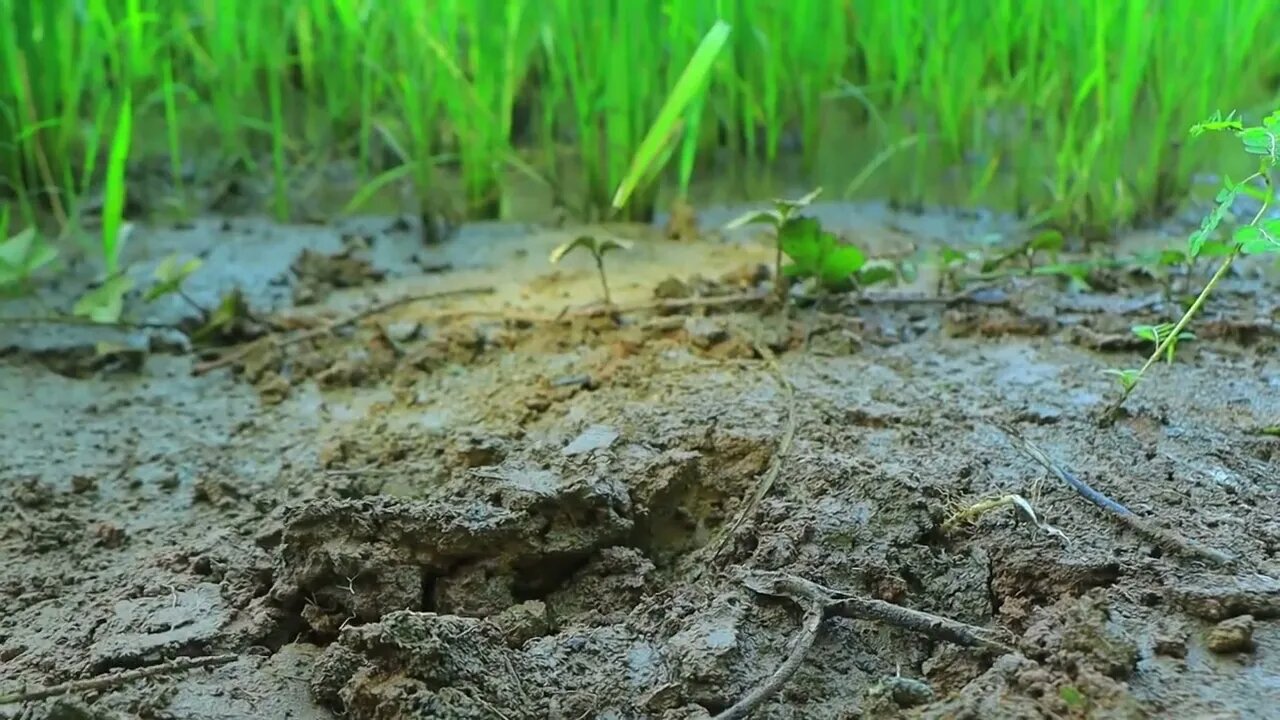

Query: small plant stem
[1104,247,1240,420]
[594,254,612,305]
[774,241,784,304]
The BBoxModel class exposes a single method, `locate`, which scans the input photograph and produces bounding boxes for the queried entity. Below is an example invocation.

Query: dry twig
[191,285,494,375]
[992,421,1235,566]
[0,653,238,705]
[713,570,1013,719]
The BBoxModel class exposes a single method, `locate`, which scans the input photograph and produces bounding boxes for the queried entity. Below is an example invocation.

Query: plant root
[0,653,239,705]
[992,421,1235,566]
[713,569,1014,719]
[703,341,797,562]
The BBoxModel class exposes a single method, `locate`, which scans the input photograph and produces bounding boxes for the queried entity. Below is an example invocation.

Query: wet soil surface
[2,202,1279,719]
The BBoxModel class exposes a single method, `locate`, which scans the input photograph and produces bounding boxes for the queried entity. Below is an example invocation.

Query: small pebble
[1207,615,1255,654]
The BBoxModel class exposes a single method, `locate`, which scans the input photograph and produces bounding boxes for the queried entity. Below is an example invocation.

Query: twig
[712,593,824,720]
[714,570,1013,719]
[191,286,494,375]
[0,315,185,331]
[705,342,797,561]
[992,421,1235,566]
[0,653,238,705]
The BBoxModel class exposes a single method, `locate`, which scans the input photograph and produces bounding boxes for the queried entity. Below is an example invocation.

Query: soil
[2,200,1279,720]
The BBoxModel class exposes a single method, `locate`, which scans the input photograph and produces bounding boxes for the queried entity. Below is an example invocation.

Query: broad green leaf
[820,242,865,287]
[778,217,824,275]
[1236,222,1280,255]
[0,226,58,285]
[772,187,823,217]
[1029,230,1064,254]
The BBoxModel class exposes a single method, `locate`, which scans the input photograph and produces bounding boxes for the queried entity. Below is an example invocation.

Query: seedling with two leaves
[549,234,633,307]
[726,188,897,301]
[1104,109,1280,420]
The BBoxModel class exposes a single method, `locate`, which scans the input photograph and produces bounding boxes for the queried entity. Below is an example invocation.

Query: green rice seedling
[549,234,632,306]
[612,20,731,214]
[1104,109,1280,420]
[427,0,540,219]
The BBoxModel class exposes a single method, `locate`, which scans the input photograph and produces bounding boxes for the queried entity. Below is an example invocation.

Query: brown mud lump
[1206,615,1255,654]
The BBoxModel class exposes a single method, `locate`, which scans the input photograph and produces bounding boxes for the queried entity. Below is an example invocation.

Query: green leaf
[1189,181,1238,257]
[612,20,731,211]
[548,235,633,264]
[73,275,135,324]
[820,242,865,287]
[0,226,59,285]
[778,217,825,276]
[772,187,823,218]
[939,247,968,265]
[1237,219,1280,255]
[1240,127,1278,161]
[144,255,203,302]
[857,264,895,287]
[1028,229,1065,254]
[723,210,782,231]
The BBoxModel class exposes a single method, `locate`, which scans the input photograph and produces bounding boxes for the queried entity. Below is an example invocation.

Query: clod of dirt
[1206,614,1255,654]
[1022,595,1139,681]
[269,469,633,632]
[544,546,654,627]
[290,241,386,305]
[942,307,1056,338]
[310,611,533,714]
[312,609,686,718]
[1170,574,1280,620]
[665,198,700,242]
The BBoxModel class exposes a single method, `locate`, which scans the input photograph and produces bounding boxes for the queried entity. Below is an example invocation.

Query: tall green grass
[2,0,1280,262]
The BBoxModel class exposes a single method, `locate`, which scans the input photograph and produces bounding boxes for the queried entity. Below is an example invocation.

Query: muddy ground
[2,200,1279,720]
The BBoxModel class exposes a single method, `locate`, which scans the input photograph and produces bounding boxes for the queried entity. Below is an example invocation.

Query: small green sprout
[549,234,633,306]
[73,274,135,324]
[1131,323,1194,364]
[0,224,60,295]
[145,254,207,317]
[725,187,823,301]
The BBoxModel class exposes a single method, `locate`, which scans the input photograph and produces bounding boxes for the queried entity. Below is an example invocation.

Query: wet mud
[2,201,1279,719]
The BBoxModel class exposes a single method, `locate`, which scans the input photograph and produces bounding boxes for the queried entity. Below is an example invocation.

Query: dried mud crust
[3,216,1280,720]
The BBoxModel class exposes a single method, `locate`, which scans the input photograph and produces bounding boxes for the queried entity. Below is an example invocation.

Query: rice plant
[2,0,1280,273]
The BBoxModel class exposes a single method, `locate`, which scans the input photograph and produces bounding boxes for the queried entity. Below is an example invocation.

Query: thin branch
[191,285,495,375]
[0,653,238,705]
[712,597,824,720]
[714,569,1013,718]
[992,421,1235,566]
